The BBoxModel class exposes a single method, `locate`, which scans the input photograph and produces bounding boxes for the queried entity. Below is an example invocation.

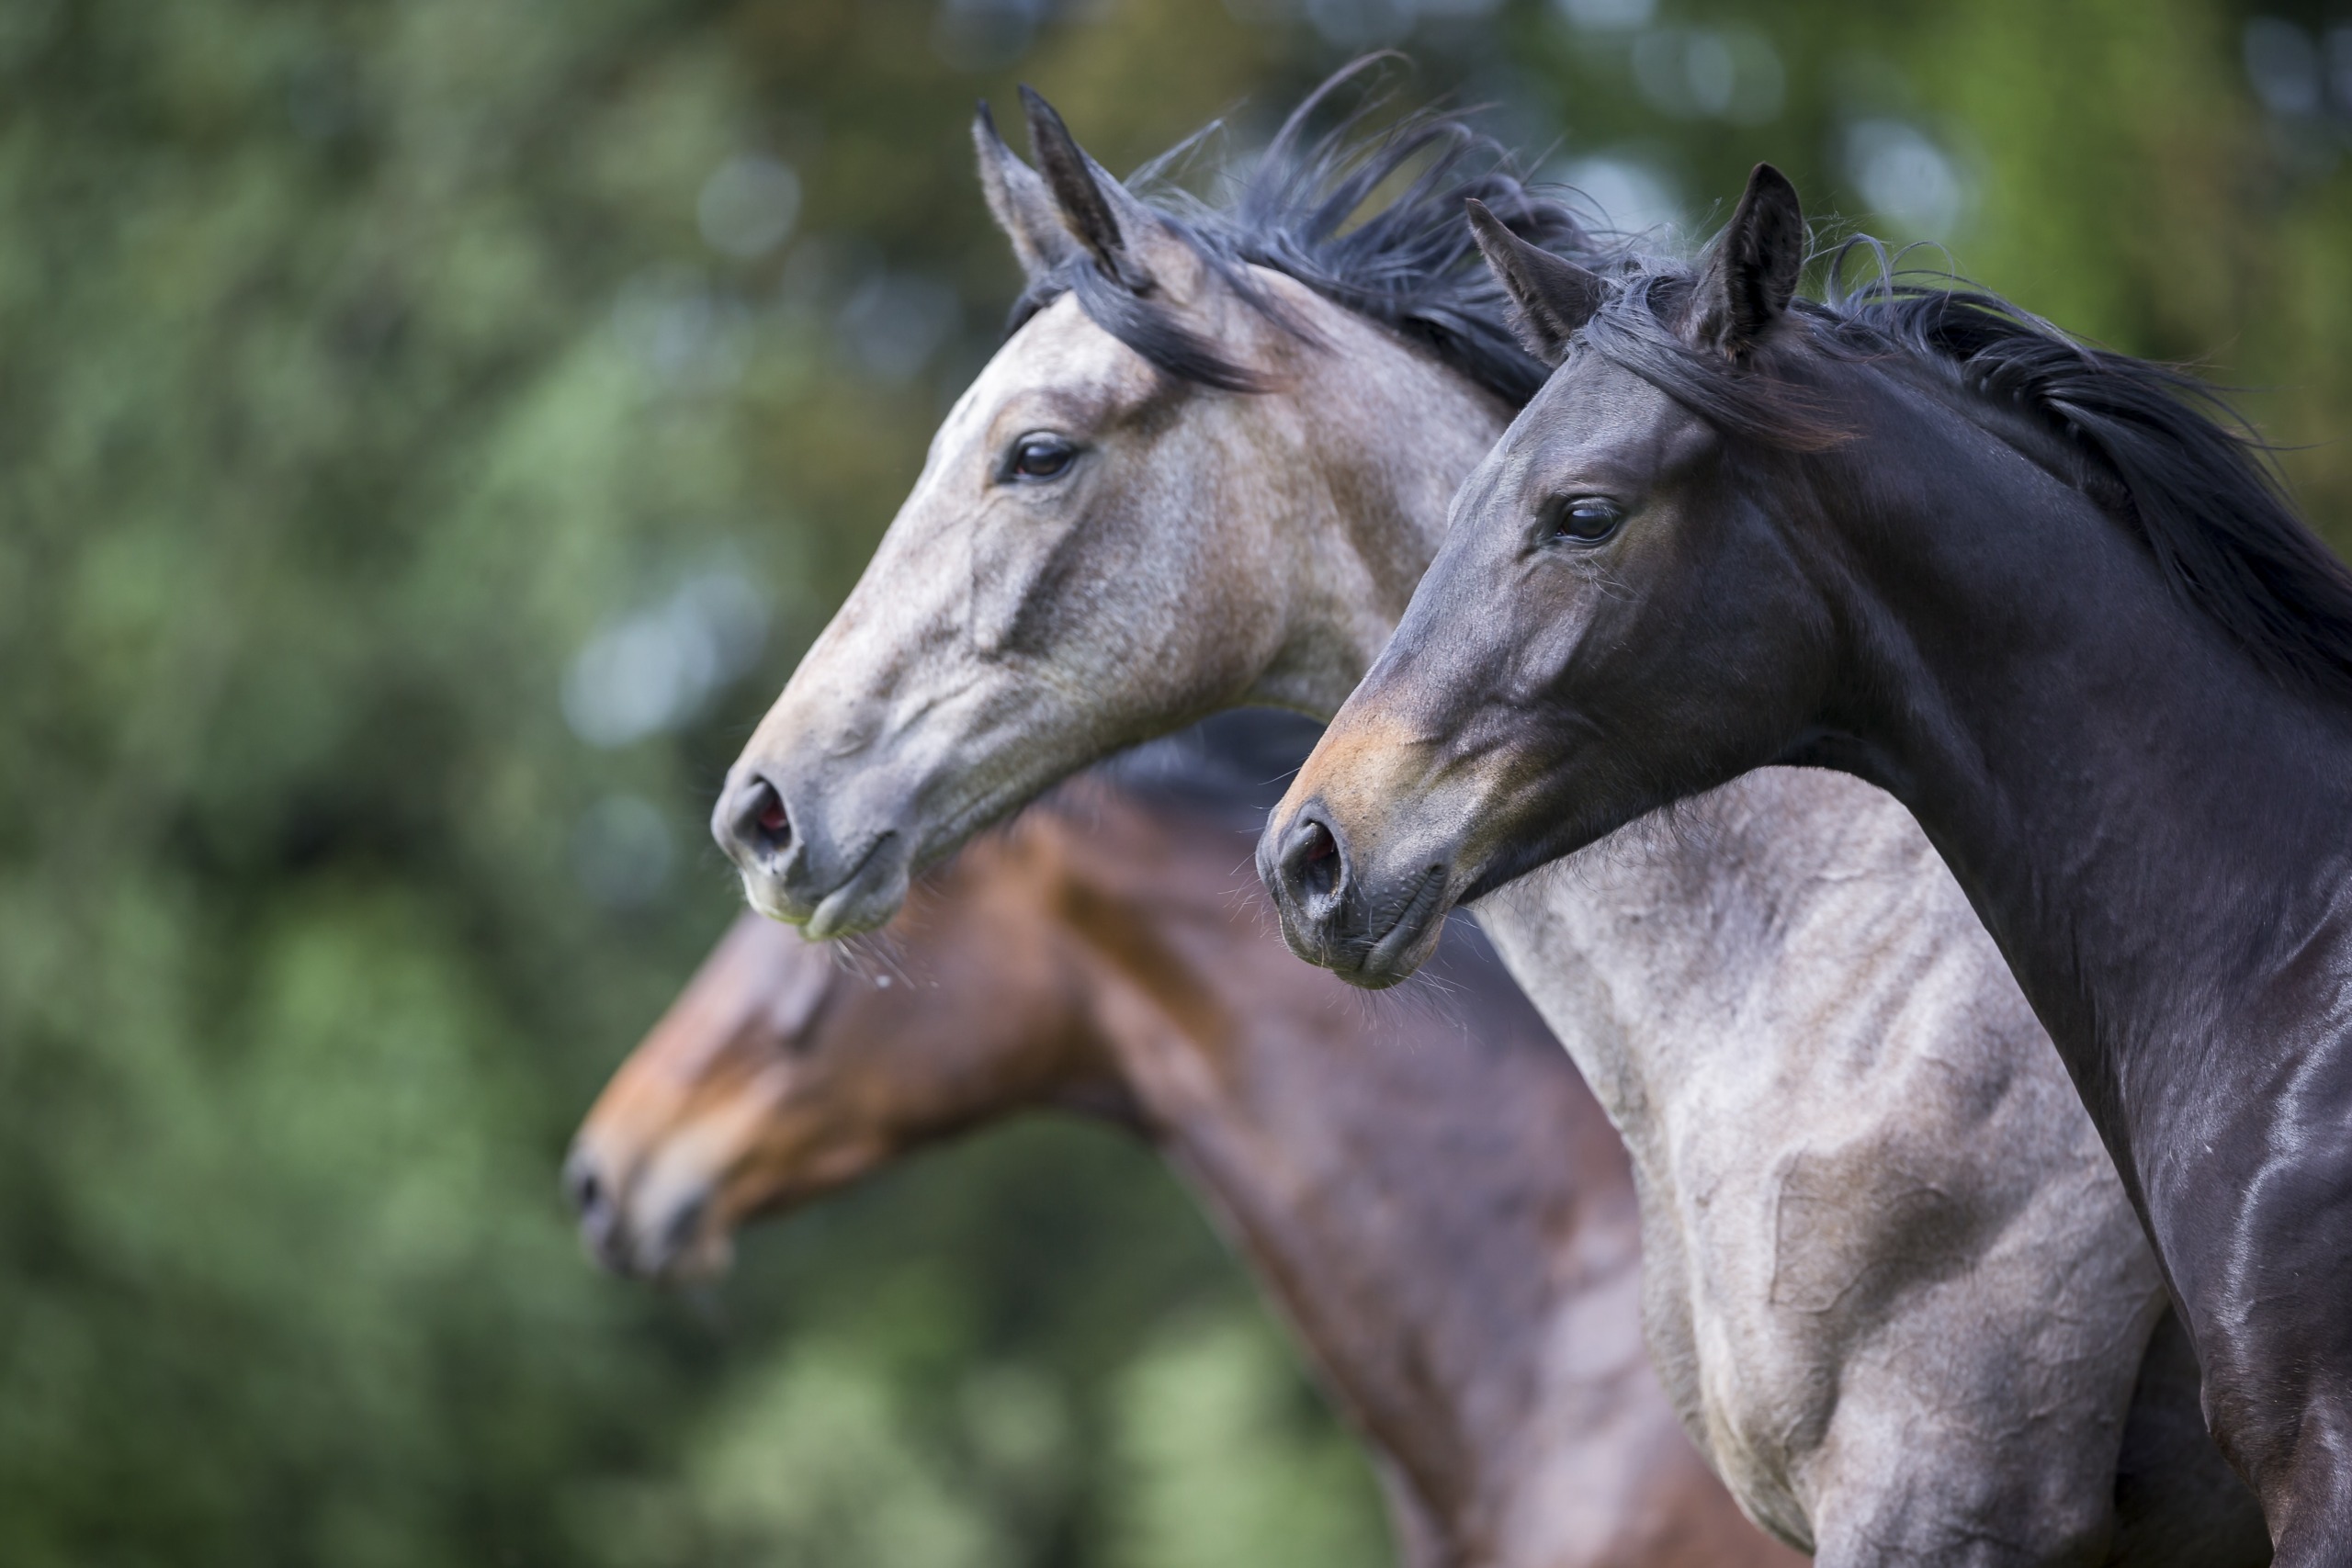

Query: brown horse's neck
[1247,275,1514,718]
[1030,789,1644,1539]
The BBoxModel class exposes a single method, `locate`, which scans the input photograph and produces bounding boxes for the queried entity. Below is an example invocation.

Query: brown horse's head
[565,840,1113,1280]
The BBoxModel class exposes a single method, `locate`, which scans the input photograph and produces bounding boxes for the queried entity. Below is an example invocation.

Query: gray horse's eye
[1544,496,1623,545]
[1006,434,1077,482]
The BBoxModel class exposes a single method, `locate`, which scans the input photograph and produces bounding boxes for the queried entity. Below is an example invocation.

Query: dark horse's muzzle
[1260,799,1450,988]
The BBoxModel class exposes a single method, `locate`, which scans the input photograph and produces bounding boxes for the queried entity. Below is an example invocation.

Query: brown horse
[570,715,1799,1568]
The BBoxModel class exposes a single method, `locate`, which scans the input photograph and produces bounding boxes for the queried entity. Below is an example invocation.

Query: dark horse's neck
[1798,363,2352,1520]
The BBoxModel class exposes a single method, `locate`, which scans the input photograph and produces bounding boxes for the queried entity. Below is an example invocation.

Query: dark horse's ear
[973,102,1077,282]
[1019,85,1160,292]
[1694,164,1804,357]
[1465,198,1603,367]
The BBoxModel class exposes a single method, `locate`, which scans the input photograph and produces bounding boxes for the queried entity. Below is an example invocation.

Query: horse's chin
[1283,872,1451,990]
[802,847,910,941]
[1329,954,1417,991]
[654,1226,738,1285]
[1338,894,1450,989]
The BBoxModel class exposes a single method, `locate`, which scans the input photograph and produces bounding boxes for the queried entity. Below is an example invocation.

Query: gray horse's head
[715,73,1584,935]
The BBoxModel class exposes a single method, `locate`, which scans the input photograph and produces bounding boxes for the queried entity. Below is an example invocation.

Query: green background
[3,0,2347,1562]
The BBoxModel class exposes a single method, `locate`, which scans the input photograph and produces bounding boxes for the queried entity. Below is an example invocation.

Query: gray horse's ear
[974,102,1075,282]
[1020,85,1159,292]
[1466,198,1603,367]
[1694,163,1804,357]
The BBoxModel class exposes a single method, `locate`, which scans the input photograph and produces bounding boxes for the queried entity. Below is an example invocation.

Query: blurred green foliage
[0,0,2344,1563]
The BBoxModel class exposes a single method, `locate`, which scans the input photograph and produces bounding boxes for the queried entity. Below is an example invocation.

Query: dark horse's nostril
[1275,816,1350,919]
[1296,820,1340,902]
[735,776,794,857]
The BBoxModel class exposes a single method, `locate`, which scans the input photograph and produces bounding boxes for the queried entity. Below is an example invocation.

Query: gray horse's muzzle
[711,763,913,938]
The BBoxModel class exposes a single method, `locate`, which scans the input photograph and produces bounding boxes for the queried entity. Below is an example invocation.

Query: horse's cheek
[963,507,1070,660]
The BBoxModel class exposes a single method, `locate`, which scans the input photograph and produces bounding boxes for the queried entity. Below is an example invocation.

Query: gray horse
[711,74,2264,1565]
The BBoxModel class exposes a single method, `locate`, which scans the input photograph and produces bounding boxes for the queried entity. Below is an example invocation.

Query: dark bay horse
[1261,166,2352,1557]
[707,73,2262,1563]
[570,715,1800,1568]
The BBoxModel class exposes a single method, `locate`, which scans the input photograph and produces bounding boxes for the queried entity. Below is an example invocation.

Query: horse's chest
[1476,855,2162,1551]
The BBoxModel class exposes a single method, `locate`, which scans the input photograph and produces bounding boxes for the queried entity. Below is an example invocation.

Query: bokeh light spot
[698,154,802,261]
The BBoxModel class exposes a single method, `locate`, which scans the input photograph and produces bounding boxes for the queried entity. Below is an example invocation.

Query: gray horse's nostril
[727,775,794,860]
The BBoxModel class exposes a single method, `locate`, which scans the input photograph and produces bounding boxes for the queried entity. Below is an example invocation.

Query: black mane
[1576,249,2352,700]
[1011,62,1611,409]
[965,708,1314,863]
[1099,707,1323,825]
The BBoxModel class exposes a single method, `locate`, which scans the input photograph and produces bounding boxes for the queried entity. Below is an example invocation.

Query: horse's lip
[603,1173,740,1283]
[736,829,899,929]
[802,830,903,940]
[1348,864,1447,987]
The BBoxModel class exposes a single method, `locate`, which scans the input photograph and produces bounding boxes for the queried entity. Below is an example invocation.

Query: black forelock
[1004,60,1625,409]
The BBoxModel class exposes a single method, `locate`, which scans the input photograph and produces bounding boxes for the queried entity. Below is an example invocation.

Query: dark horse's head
[1259,167,1826,984]
[1261,162,2352,986]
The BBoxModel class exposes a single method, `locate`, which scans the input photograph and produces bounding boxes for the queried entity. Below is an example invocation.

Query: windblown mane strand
[1011,62,1610,408]
[1576,251,2352,699]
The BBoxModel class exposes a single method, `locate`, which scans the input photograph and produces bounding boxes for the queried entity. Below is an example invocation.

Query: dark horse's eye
[1544,496,1623,545]
[1006,434,1077,482]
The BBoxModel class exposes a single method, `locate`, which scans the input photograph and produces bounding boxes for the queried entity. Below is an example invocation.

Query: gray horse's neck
[1091,802,1734,1568]
[1241,276,1511,718]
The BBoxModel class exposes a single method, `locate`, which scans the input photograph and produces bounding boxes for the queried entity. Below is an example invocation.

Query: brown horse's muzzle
[564,1127,735,1282]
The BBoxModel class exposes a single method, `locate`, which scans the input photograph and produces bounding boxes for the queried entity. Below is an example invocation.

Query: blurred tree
[0,1,1301,1562]
[0,0,2342,1563]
